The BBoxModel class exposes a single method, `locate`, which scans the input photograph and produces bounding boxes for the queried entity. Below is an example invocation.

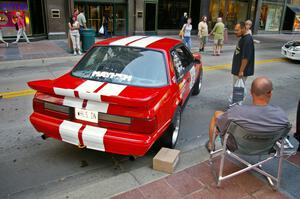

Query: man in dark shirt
[231,22,255,103]
[206,77,289,151]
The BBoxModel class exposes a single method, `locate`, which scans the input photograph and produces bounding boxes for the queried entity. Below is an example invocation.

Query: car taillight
[99,113,131,124]
[33,98,72,119]
[44,102,71,114]
[130,117,157,134]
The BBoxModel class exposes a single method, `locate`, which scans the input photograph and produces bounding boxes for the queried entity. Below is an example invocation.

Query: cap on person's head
[217,17,222,22]
[184,12,187,16]
[251,76,273,97]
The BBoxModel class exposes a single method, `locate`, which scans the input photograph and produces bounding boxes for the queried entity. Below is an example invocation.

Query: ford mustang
[28,36,203,156]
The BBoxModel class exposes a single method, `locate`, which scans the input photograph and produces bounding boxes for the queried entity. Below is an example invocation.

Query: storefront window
[114,4,127,35]
[259,0,284,31]
[158,0,190,29]
[75,1,127,36]
[0,0,31,36]
[209,0,250,30]
[288,0,300,6]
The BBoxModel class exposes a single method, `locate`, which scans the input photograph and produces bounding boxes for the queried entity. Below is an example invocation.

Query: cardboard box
[153,147,180,174]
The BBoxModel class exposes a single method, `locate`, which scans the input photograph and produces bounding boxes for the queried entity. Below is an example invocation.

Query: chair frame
[209,122,292,190]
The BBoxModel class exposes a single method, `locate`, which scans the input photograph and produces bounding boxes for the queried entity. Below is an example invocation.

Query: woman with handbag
[180,17,192,49]
[68,16,82,55]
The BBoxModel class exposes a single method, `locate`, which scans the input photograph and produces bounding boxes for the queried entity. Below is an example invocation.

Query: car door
[171,45,196,104]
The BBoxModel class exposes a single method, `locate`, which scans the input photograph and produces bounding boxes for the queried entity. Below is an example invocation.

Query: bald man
[206,77,289,151]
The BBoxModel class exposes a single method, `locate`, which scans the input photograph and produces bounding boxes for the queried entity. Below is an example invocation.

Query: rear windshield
[72,46,168,87]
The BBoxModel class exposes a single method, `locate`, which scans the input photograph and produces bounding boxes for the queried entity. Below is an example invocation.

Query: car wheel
[192,69,203,96]
[162,107,181,149]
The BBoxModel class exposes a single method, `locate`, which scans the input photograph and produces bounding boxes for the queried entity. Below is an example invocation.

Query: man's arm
[238,58,248,78]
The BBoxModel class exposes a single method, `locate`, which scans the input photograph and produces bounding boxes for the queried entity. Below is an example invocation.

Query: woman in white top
[181,17,192,49]
[68,16,82,55]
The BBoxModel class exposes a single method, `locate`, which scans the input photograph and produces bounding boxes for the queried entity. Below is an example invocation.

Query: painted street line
[0,58,288,99]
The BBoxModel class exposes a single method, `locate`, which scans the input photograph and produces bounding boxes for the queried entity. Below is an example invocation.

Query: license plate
[75,108,98,123]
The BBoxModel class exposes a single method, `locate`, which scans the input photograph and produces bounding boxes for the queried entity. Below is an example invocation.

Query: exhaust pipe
[41,134,48,140]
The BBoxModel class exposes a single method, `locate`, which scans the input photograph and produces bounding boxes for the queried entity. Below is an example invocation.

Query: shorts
[214,39,223,45]
[200,36,207,45]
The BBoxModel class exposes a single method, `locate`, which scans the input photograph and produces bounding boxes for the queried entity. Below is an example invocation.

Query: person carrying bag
[232,78,245,105]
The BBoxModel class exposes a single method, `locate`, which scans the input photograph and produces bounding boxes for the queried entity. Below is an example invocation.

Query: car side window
[171,45,194,81]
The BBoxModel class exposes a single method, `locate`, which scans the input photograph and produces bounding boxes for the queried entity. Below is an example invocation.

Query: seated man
[207,76,289,151]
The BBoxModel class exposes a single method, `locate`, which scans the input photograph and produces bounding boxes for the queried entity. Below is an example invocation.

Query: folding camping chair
[209,122,292,190]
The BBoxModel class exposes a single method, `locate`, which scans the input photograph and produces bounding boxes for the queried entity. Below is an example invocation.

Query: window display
[0,1,31,36]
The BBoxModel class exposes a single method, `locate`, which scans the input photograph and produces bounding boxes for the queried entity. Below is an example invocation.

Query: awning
[287,4,300,14]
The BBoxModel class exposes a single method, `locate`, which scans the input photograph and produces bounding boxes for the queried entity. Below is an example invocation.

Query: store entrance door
[145,3,157,35]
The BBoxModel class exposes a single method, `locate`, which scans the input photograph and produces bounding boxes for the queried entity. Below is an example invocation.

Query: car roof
[95,36,182,51]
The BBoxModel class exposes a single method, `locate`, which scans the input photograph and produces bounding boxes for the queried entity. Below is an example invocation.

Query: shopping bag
[232,79,245,104]
[99,25,104,34]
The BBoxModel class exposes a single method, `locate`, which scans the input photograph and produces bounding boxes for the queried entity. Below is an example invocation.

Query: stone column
[134,0,144,34]
[253,0,262,34]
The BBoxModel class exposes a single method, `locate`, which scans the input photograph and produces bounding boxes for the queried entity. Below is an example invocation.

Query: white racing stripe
[97,83,126,98]
[110,36,147,46]
[85,101,109,113]
[54,87,75,97]
[75,80,104,99]
[63,97,84,108]
[82,125,107,151]
[128,36,164,48]
[59,120,82,145]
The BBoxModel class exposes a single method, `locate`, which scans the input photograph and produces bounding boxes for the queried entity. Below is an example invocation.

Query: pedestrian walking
[198,16,208,52]
[210,17,224,56]
[12,12,30,44]
[179,12,188,29]
[245,19,260,44]
[230,21,255,105]
[180,17,192,50]
[68,16,82,55]
[0,25,8,47]
[102,15,109,38]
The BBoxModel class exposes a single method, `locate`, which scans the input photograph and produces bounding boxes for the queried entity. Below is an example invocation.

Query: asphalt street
[0,42,299,198]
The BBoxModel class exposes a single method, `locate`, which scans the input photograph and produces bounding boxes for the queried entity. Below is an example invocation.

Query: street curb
[0,55,82,71]
[10,145,210,199]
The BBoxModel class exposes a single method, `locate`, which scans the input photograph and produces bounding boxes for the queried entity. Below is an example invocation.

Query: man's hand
[238,71,244,78]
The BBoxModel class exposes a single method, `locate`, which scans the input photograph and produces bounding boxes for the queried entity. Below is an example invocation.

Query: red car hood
[27,73,169,108]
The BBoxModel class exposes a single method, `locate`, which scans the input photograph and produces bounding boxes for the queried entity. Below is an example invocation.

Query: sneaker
[73,51,77,56]
[12,41,17,44]
[78,51,82,55]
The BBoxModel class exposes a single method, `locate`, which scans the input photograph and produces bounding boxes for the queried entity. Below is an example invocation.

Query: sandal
[205,141,215,152]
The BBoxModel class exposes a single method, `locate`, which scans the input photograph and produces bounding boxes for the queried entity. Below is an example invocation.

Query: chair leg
[217,134,229,187]
[276,139,284,190]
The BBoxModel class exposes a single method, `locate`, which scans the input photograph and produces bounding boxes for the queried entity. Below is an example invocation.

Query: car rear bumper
[281,47,300,61]
[30,112,156,156]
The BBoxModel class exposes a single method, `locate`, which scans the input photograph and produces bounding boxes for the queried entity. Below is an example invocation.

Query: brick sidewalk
[112,152,300,199]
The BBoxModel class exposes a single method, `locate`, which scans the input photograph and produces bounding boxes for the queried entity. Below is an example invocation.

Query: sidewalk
[0,33,299,63]
[112,151,300,199]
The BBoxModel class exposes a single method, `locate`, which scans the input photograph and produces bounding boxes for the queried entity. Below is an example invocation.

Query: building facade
[0,0,299,40]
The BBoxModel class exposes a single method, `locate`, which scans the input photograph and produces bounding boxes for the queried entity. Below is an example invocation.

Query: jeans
[70,33,80,52]
[15,28,30,43]
[104,26,109,38]
[183,36,191,49]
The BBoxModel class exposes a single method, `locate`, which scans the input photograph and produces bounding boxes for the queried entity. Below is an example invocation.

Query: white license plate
[75,108,98,123]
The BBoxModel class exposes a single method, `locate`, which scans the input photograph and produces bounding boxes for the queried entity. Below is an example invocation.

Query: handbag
[232,79,245,104]
[179,24,186,37]
[99,25,104,34]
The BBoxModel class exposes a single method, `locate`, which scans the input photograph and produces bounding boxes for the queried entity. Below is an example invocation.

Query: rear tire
[192,69,203,96]
[162,107,181,149]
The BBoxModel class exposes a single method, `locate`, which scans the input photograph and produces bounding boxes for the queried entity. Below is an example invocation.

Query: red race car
[28,36,203,156]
